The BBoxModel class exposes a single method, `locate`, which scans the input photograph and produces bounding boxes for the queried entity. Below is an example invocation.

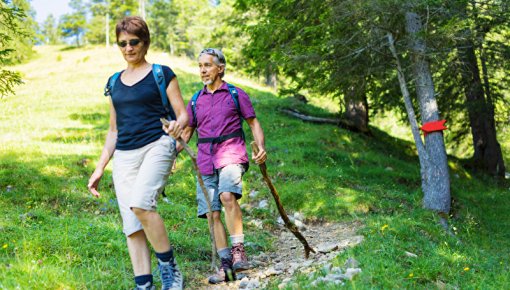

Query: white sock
[230,234,244,245]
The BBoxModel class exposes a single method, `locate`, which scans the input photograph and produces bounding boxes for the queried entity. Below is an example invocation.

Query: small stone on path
[317,242,339,253]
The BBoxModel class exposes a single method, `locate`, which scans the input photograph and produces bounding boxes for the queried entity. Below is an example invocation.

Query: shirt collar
[203,81,228,94]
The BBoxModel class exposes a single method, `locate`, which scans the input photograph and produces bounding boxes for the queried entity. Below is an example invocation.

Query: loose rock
[405,251,418,258]
[317,242,339,253]
[249,189,259,198]
[344,268,362,280]
[248,219,263,229]
[344,257,359,268]
[258,200,268,209]
[293,219,306,231]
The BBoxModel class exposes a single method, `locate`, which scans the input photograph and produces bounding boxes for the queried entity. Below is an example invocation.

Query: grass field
[1,45,509,289]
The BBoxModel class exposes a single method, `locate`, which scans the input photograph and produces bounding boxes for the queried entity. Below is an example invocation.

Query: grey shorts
[196,163,246,218]
[112,135,177,236]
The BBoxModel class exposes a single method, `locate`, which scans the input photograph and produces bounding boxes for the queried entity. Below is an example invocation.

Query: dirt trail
[198,220,364,289]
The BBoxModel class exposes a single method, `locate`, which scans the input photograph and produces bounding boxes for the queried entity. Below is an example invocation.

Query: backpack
[191,83,249,173]
[104,63,176,121]
[190,83,245,142]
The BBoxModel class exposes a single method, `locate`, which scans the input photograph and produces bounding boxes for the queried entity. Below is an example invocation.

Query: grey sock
[217,247,232,260]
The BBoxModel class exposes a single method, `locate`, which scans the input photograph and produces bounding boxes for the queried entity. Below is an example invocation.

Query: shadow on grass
[0,147,224,287]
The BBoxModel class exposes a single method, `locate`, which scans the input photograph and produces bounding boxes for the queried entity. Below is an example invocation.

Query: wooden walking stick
[160,118,217,269]
[250,141,316,258]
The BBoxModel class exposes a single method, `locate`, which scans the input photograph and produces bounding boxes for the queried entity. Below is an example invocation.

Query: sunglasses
[201,48,218,56]
[118,39,142,48]
[201,48,225,64]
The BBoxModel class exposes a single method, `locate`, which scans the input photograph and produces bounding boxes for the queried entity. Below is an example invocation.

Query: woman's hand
[88,168,104,198]
[162,119,183,139]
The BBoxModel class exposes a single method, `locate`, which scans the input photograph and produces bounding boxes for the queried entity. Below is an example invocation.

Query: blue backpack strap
[104,72,121,96]
[226,83,243,119]
[152,64,176,121]
[226,83,245,141]
[190,89,202,126]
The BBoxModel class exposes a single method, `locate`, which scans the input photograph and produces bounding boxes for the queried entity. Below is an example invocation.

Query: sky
[31,0,72,24]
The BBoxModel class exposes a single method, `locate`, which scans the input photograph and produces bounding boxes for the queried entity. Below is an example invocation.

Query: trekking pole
[250,141,316,258]
[161,118,217,270]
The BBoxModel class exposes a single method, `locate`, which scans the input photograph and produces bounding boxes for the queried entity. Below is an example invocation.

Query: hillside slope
[0,46,508,289]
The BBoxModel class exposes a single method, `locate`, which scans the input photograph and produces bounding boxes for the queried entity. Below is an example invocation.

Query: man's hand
[161,118,183,139]
[252,147,267,164]
[87,168,104,198]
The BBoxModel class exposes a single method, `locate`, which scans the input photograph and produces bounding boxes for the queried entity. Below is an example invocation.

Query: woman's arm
[165,77,189,139]
[87,99,118,197]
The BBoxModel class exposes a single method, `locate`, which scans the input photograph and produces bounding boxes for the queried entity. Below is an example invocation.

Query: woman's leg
[129,136,176,251]
[129,136,183,289]
[127,230,152,275]
[131,208,170,252]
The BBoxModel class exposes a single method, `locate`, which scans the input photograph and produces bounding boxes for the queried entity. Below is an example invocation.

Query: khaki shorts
[112,135,176,236]
[196,163,246,218]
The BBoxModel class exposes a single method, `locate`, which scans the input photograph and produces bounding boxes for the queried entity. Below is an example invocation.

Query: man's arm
[246,117,267,164]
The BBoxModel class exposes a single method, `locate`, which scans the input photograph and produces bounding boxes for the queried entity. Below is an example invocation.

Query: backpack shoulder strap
[226,83,246,141]
[152,64,176,120]
[191,89,202,126]
[227,83,243,119]
[104,72,121,96]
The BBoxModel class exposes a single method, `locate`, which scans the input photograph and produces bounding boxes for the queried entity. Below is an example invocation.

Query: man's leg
[206,211,228,250]
[220,192,249,271]
[218,164,249,272]
[220,192,243,236]
[206,210,236,283]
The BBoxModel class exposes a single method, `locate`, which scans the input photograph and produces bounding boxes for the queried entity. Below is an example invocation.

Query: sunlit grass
[1,45,509,289]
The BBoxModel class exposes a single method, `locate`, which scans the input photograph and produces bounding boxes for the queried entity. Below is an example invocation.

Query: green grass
[1,45,509,289]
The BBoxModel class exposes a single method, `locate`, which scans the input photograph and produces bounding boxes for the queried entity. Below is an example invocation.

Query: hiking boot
[134,282,156,290]
[158,258,184,290]
[208,257,236,284]
[231,243,250,272]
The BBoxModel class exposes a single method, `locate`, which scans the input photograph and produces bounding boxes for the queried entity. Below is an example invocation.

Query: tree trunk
[139,0,146,20]
[406,12,450,214]
[105,13,110,48]
[342,79,369,133]
[479,44,505,176]
[265,64,277,89]
[457,39,505,176]
[387,33,428,183]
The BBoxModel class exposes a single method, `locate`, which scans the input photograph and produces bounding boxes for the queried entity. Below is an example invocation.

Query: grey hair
[199,48,226,78]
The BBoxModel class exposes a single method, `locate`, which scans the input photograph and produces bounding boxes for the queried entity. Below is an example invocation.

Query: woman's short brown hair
[115,16,150,51]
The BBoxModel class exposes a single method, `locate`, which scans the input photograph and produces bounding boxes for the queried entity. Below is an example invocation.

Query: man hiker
[166,48,267,283]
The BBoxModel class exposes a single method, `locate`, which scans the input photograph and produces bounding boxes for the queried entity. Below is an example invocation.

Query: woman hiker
[87,16,187,290]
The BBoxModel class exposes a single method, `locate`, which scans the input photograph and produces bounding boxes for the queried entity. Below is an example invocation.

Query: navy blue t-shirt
[108,65,176,150]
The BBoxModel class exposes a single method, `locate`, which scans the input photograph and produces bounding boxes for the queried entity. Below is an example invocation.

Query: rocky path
[198,219,364,289]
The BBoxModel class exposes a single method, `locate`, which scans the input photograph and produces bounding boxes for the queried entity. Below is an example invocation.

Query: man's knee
[220,192,237,206]
[207,211,222,222]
